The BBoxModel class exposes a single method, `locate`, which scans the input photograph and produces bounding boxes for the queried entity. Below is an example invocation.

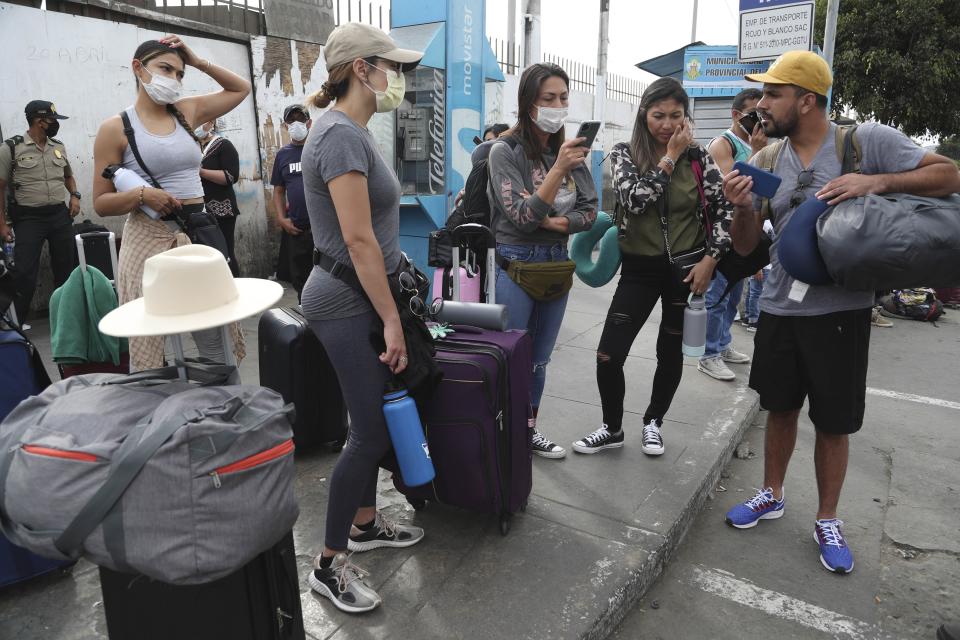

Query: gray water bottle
[682,294,708,358]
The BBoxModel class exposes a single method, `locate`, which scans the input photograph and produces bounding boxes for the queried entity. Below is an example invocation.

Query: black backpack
[428,137,519,268]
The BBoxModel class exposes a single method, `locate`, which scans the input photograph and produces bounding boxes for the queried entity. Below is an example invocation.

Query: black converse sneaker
[531,428,567,459]
[347,512,425,553]
[572,424,625,454]
[309,553,381,613]
[640,419,665,456]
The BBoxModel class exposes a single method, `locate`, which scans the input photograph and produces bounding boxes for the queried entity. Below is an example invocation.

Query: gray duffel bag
[0,362,298,585]
[817,193,960,291]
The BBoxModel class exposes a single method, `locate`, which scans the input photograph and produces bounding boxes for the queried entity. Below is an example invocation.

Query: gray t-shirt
[300,109,402,320]
[758,122,926,316]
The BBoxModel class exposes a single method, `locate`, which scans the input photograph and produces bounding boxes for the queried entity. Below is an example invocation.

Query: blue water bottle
[382,382,435,487]
[2,230,14,267]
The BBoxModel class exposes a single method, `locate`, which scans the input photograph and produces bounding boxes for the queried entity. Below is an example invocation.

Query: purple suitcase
[390,326,532,535]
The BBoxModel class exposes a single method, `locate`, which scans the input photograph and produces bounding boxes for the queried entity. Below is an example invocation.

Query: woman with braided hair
[92,35,250,370]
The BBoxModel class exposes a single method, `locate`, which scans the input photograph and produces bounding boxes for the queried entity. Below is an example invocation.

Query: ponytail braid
[166,103,201,145]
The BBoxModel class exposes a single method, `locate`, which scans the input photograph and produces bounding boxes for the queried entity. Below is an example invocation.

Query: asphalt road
[613,310,960,640]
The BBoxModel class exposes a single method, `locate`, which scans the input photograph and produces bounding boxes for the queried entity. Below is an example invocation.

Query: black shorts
[749,308,871,435]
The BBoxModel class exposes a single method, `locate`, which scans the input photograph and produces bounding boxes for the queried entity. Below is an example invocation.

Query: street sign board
[682,46,771,97]
[739,0,810,9]
[739,1,814,63]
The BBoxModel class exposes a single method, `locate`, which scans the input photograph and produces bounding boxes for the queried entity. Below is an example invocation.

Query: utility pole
[691,0,698,42]
[592,0,609,200]
[508,0,517,69]
[522,0,541,68]
[822,0,840,69]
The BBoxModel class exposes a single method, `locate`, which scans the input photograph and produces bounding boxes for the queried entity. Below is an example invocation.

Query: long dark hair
[132,40,200,145]
[629,77,690,173]
[513,63,569,163]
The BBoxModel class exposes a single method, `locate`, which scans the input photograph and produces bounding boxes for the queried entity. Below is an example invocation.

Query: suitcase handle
[450,223,495,246]
[448,324,485,334]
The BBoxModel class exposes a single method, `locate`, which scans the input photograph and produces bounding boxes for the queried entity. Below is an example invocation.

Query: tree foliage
[814,0,960,138]
[938,135,960,160]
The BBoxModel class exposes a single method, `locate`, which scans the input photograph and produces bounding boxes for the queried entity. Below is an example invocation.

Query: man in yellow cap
[720,50,960,574]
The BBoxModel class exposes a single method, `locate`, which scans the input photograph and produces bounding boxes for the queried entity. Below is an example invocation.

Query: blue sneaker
[814,518,854,574]
[725,487,785,529]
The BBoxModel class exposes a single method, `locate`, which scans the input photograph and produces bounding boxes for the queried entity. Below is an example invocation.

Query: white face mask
[140,65,183,105]
[288,121,309,142]
[534,105,568,134]
[362,61,406,113]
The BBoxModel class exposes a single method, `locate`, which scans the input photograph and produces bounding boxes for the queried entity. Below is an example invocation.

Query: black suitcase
[258,306,347,449]
[99,531,305,640]
[72,219,118,282]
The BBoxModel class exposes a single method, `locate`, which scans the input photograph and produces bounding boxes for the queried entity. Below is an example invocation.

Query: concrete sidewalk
[0,278,759,640]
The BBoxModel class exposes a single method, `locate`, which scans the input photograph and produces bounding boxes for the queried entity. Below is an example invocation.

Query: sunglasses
[789,169,815,209]
[397,270,440,320]
[284,113,308,124]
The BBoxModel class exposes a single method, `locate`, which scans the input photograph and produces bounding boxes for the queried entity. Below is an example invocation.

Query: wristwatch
[70,191,81,200]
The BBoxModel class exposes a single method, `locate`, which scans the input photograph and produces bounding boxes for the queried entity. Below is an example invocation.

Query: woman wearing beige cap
[298,23,423,613]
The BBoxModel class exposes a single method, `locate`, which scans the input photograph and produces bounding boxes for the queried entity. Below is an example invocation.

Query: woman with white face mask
[91,36,250,371]
[483,62,598,460]
[298,23,424,613]
[197,119,242,276]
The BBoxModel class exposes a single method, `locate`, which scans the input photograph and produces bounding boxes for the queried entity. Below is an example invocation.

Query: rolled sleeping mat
[570,211,622,288]
[434,301,509,331]
[777,196,833,286]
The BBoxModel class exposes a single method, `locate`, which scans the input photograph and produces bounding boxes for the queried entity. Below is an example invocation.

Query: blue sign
[682,46,771,97]
[739,0,808,9]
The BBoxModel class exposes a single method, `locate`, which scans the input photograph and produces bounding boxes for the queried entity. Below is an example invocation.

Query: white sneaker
[641,419,665,456]
[699,356,736,381]
[721,347,751,364]
[309,553,382,613]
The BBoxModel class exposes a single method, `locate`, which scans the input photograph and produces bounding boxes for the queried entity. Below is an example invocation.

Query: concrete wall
[249,35,395,273]
[0,2,267,309]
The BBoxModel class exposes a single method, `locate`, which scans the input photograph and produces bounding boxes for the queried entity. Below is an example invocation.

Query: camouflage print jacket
[611,142,733,260]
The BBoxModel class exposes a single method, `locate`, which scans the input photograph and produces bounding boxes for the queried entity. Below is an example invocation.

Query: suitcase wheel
[519,501,527,513]
[409,498,427,511]
[499,513,511,536]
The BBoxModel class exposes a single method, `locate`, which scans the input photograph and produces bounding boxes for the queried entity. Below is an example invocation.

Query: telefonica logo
[428,68,446,195]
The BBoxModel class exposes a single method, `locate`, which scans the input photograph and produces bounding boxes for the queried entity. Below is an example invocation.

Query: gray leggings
[308,311,392,551]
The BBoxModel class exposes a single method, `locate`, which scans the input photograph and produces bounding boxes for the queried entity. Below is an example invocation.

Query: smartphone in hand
[575,120,601,148]
[738,112,761,136]
[732,161,783,199]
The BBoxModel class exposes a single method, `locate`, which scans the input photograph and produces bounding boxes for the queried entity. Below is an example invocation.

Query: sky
[484,0,743,85]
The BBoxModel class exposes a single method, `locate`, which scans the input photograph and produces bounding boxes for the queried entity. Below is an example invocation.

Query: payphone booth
[387,0,505,276]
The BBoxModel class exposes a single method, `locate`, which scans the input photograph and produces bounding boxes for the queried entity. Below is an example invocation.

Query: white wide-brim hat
[99,244,283,338]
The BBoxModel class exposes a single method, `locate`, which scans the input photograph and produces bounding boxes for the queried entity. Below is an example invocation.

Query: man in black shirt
[271,104,312,299]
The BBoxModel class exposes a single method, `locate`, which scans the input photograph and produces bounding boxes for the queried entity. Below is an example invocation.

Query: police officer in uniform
[0,100,82,324]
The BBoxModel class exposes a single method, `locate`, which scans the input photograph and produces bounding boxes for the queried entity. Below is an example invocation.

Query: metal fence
[490,39,646,105]
[332,0,387,28]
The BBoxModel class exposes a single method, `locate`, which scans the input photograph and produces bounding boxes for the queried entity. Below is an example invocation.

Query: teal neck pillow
[570,211,622,287]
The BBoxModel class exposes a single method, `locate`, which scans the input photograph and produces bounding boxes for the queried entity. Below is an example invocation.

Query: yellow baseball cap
[745,50,832,96]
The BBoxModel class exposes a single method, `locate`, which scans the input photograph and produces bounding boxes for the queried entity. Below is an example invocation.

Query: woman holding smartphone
[486,62,598,460]
[571,77,734,457]
[92,36,250,371]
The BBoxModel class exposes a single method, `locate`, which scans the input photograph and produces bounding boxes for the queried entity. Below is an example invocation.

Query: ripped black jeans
[596,254,689,430]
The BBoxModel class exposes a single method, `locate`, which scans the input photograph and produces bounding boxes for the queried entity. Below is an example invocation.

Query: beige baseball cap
[324,23,423,73]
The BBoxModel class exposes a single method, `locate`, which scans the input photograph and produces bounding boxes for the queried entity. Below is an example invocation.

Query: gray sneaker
[721,347,751,364]
[309,553,382,613]
[348,512,424,553]
[698,356,736,381]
